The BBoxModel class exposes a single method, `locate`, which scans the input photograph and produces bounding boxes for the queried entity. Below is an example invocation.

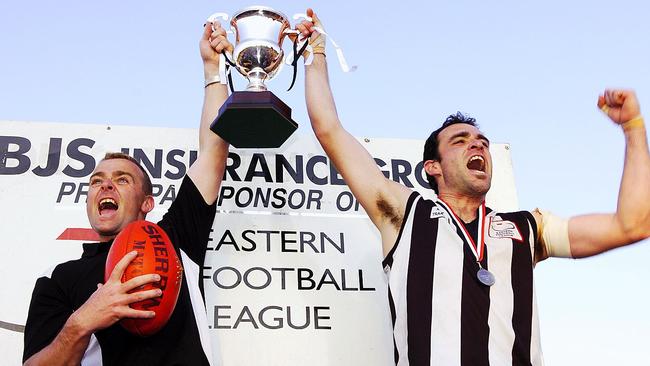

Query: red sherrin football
[105,220,183,337]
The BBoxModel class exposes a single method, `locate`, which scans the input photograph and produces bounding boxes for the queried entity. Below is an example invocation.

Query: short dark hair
[422,112,478,193]
[101,152,153,196]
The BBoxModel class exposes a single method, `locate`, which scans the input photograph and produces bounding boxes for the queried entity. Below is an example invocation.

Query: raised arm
[186,22,232,205]
[537,90,650,259]
[300,10,412,254]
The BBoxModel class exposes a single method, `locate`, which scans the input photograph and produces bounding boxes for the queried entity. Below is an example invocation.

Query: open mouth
[467,155,486,172]
[98,198,119,215]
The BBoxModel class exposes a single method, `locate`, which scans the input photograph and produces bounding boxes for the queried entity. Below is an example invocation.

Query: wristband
[204,74,221,88]
[622,115,644,132]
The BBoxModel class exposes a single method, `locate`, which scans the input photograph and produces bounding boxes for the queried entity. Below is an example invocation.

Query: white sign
[0,121,517,365]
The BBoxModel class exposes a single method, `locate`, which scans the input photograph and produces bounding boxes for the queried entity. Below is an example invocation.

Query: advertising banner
[0,121,517,365]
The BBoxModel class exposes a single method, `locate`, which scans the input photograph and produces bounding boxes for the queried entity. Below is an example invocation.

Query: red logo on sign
[57,228,100,241]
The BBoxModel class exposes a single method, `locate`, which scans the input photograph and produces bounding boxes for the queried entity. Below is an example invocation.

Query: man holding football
[22,22,232,365]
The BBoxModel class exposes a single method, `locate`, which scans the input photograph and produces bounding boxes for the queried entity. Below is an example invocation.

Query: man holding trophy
[22,22,233,366]
[299,8,650,366]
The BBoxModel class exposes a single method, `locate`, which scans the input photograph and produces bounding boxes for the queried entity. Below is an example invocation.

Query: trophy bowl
[230,6,290,91]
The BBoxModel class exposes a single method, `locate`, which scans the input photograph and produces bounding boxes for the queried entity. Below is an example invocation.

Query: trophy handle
[207,12,229,24]
[292,13,312,23]
[288,13,358,73]
[283,29,313,65]
[281,29,310,91]
[206,13,236,89]
[290,13,314,64]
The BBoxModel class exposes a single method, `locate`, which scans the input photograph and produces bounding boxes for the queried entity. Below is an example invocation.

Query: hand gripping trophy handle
[206,6,356,149]
[206,12,233,89]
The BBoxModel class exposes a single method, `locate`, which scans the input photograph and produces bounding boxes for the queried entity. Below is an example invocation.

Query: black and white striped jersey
[383,192,542,366]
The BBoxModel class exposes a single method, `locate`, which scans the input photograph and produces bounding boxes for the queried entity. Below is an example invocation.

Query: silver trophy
[231,6,290,91]
[209,6,302,149]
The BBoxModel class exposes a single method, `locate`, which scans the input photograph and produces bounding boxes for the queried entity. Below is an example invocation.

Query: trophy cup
[209,6,300,149]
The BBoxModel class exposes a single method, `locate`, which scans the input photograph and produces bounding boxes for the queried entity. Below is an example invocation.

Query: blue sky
[1,0,649,364]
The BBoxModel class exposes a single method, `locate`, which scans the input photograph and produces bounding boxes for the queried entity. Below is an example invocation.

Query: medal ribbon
[436,199,486,264]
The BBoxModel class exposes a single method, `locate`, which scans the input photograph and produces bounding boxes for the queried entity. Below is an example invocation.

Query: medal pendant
[477,268,495,286]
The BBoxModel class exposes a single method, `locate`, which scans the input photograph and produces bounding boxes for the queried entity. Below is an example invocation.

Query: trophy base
[211,91,298,148]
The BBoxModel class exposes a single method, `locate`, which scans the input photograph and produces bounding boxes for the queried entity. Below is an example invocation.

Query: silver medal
[477,268,495,286]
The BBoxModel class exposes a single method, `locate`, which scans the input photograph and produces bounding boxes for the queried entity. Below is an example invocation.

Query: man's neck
[437,193,485,223]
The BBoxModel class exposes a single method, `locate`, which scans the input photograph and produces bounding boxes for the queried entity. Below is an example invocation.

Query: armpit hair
[376,195,403,230]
